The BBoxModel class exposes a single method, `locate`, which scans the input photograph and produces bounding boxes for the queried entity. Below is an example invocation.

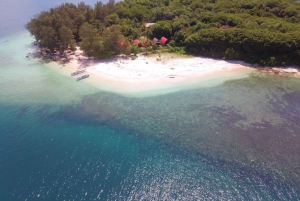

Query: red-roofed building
[160,37,168,45]
[133,39,140,46]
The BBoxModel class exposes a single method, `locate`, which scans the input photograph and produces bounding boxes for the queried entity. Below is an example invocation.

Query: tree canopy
[26,0,300,65]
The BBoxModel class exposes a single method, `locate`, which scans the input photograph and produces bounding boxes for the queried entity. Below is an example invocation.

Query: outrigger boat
[71,69,86,76]
[77,74,89,81]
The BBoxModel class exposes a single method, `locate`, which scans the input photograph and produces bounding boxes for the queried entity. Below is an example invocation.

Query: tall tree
[59,25,75,53]
[40,26,56,51]
[79,22,101,57]
[102,25,125,55]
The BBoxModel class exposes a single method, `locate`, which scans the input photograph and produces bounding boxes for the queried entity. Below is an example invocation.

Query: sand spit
[35,50,299,97]
[39,52,253,97]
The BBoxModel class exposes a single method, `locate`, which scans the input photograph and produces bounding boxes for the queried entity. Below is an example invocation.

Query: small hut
[152,37,159,44]
[145,23,155,28]
[160,37,168,45]
[133,39,140,46]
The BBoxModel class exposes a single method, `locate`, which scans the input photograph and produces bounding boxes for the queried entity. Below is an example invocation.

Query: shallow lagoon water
[1,0,300,200]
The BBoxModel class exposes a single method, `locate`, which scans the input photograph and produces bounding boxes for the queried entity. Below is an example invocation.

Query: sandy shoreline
[42,52,259,97]
[43,53,256,96]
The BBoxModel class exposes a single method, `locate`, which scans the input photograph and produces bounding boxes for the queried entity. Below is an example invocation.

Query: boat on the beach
[76,74,89,81]
[71,69,86,76]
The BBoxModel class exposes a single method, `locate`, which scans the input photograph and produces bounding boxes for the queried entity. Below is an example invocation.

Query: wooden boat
[76,74,89,81]
[71,69,86,76]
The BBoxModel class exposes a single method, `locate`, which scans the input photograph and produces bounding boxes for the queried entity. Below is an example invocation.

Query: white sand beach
[44,53,255,96]
[44,52,255,97]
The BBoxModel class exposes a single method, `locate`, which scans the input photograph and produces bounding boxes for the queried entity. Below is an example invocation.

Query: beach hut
[152,37,159,44]
[133,39,140,46]
[160,37,168,45]
[145,23,155,28]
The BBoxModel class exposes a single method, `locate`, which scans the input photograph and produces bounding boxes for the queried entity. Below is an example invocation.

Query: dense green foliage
[26,0,300,65]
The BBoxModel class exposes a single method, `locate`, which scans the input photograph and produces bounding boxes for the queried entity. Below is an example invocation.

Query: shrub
[152,43,158,50]
[168,46,186,54]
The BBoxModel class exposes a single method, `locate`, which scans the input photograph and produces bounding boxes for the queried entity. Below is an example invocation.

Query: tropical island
[25,0,300,93]
[26,0,300,65]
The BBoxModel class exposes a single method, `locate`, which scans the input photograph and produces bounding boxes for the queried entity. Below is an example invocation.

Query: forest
[26,0,300,66]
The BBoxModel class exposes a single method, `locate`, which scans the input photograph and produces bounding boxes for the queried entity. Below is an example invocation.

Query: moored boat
[71,69,86,76]
[76,74,89,81]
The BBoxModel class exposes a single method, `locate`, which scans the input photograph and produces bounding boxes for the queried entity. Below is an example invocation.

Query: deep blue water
[1,0,300,200]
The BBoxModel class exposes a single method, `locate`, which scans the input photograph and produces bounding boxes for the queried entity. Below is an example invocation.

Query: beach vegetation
[26,0,300,66]
[168,46,186,54]
[152,43,158,51]
[131,45,140,56]
[79,22,100,57]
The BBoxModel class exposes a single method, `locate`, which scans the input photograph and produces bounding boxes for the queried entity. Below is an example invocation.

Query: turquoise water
[1,0,300,200]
